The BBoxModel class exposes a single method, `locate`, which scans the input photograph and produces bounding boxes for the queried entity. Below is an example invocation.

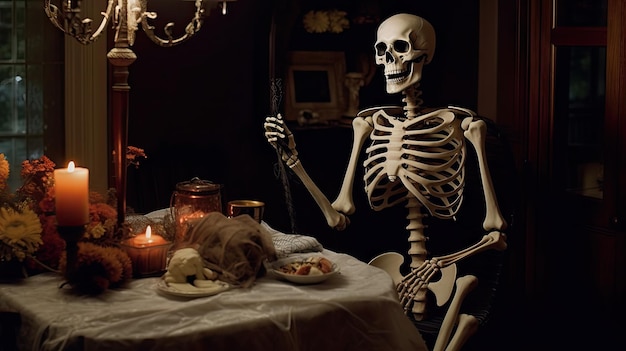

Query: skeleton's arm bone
[462,118,508,231]
[331,116,374,214]
[288,161,348,230]
[435,231,507,267]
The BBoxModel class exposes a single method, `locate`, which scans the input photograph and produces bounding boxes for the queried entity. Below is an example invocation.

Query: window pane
[15,2,23,60]
[27,136,43,160]
[0,0,62,192]
[0,4,12,60]
[0,65,16,133]
[556,0,607,27]
[15,65,24,132]
[554,46,606,199]
[26,64,41,134]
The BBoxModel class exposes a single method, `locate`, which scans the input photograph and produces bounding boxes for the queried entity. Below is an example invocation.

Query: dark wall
[125,0,284,223]
[276,0,479,110]
[124,0,482,260]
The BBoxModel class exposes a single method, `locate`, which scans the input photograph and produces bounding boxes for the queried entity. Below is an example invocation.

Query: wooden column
[106,1,136,228]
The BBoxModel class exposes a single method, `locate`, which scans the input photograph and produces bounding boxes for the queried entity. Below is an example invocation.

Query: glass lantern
[170,178,222,246]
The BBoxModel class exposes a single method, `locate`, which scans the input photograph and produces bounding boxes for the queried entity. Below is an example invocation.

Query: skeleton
[265,14,507,351]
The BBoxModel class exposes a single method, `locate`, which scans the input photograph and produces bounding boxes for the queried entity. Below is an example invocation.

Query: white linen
[0,250,427,351]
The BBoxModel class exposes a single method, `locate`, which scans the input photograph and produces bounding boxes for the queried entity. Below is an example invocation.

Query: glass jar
[170,178,222,245]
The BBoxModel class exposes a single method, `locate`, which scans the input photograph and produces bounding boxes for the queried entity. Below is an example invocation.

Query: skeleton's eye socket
[392,40,410,53]
[375,42,388,56]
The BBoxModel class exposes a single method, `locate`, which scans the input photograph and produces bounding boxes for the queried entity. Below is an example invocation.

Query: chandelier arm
[139,0,206,47]
[92,0,118,42]
[43,0,65,32]
[44,0,117,45]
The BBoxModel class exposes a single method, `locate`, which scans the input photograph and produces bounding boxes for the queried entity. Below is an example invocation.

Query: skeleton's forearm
[289,161,347,230]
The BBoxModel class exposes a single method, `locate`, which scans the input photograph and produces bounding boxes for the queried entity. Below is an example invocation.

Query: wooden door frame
[514,0,626,300]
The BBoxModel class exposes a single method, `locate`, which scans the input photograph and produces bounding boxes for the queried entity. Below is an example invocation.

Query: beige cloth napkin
[261,222,324,258]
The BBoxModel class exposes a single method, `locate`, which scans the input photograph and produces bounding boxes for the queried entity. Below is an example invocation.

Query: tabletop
[0,249,427,351]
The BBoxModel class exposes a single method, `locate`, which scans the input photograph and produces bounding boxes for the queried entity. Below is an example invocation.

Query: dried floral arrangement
[0,148,146,294]
[302,9,350,34]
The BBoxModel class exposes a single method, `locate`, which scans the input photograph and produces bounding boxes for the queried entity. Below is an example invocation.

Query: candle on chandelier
[54,161,90,226]
[121,225,172,277]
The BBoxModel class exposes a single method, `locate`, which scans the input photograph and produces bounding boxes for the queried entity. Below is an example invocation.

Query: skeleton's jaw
[384,62,422,94]
[385,65,412,94]
[385,68,410,83]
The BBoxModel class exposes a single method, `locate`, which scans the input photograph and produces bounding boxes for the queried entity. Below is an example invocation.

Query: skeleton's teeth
[385,69,409,80]
[385,68,411,84]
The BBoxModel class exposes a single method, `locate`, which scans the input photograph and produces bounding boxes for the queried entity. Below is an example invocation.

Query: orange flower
[58,242,132,295]
[0,153,9,192]
[127,146,147,168]
[28,214,65,271]
[17,156,55,206]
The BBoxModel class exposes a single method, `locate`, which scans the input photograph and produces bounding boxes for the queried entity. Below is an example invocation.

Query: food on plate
[164,248,217,284]
[278,256,334,276]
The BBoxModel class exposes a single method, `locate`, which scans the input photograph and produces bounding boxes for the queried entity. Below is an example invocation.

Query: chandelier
[44,0,235,228]
[43,0,233,46]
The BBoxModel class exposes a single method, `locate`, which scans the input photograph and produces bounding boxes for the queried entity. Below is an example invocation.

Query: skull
[375,14,436,94]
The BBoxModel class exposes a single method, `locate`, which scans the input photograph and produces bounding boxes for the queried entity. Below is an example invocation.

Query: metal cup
[226,200,265,223]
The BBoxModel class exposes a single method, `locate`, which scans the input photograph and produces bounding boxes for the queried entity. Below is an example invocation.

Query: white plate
[156,279,230,298]
[270,256,340,284]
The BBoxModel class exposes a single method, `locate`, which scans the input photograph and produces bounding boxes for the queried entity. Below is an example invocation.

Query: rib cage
[363,109,467,219]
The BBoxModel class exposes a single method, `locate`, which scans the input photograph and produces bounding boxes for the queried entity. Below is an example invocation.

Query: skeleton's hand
[397,264,432,319]
[398,268,422,314]
[264,114,299,167]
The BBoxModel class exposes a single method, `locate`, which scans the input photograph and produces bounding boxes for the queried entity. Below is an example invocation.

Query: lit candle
[54,161,89,226]
[130,225,167,246]
[121,225,171,277]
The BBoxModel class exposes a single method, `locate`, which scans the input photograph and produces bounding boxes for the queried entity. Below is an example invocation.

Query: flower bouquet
[0,152,144,294]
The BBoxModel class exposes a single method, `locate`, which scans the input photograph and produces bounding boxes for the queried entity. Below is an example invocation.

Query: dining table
[0,221,427,351]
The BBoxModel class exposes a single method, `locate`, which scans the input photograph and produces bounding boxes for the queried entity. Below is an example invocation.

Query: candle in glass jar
[121,225,171,277]
[130,225,167,246]
[54,161,90,226]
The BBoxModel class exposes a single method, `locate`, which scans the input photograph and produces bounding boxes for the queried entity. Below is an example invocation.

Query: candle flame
[146,225,152,239]
[68,161,75,172]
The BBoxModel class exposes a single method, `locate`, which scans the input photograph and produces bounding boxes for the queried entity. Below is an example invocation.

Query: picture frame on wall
[284,51,346,123]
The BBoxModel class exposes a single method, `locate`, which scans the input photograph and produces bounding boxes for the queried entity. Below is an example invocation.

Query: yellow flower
[86,222,106,239]
[0,205,43,260]
[303,10,330,33]
[328,10,349,33]
[0,153,9,192]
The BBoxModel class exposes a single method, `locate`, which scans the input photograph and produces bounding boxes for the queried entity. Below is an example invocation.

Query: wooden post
[106,0,136,228]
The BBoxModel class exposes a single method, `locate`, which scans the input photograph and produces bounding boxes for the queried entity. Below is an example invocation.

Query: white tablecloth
[0,250,426,351]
